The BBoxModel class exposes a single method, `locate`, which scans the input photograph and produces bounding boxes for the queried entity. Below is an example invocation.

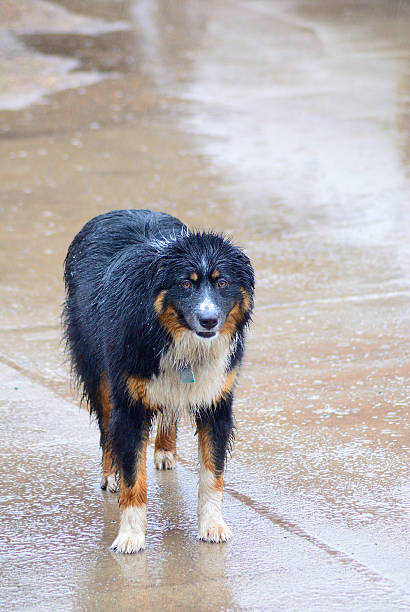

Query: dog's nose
[198,316,218,330]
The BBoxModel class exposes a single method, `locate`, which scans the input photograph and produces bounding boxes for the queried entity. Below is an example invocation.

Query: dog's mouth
[177,310,220,339]
[196,331,217,339]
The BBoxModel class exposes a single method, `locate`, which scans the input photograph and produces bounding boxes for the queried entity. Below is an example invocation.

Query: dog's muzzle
[188,297,222,338]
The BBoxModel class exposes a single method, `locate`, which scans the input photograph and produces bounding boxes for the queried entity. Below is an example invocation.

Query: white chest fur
[146,331,232,424]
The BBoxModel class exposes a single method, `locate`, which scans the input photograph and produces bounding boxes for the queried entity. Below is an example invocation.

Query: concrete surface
[0,1,409,610]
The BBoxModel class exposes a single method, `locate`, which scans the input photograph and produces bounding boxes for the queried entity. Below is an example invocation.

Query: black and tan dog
[63,209,254,553]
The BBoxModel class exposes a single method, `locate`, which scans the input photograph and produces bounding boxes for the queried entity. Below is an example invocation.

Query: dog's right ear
[146,252,169,288]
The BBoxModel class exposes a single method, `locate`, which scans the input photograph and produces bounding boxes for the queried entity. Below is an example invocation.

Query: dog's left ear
[240,252,252,267]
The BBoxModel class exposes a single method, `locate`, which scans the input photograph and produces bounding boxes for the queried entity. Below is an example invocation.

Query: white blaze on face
[199,296,216,314]
[196,291,220,332]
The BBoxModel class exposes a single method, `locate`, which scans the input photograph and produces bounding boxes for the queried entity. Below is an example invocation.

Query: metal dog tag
[180,365,195,383]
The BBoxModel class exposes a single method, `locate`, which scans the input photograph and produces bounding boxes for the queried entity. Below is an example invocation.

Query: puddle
[0,0,129,110]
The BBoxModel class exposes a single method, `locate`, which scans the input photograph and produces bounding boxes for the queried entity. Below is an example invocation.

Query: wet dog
[63,209,254,553]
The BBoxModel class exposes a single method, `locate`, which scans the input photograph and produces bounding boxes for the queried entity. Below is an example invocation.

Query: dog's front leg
[196,398,234,543]
[109,395,152,554]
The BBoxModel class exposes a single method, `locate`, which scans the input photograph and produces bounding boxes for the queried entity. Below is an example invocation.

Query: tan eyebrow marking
[190,272,199,281]
[211,269,220,279]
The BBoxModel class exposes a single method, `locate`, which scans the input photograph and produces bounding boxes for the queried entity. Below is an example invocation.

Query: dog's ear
[237,249,255,292]
[147,252,169,287]
[239,251,252,267]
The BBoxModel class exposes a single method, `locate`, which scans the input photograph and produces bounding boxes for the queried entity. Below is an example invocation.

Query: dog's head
[153,232,254,341]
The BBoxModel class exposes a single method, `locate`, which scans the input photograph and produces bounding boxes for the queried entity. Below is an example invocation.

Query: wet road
[1,1,409,610]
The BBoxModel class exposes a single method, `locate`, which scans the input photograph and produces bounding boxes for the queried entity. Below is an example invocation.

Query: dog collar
[180,365,195,383]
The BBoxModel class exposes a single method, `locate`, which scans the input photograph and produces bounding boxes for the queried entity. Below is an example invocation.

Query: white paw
[198,519,232,543]
[154,450,176,470]
[110,530,145,554]
[107,473,119,492]
[100,473,119,493]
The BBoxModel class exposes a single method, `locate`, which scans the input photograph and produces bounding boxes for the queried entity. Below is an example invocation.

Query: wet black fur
[195,396,235,477]
[63,209,254,487]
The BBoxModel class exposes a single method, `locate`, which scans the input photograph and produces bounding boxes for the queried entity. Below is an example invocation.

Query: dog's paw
[100,473,119,493]
[154,450,176,470]
[110,530,145,554]
[107,473,120,492]
[198,519,232,543]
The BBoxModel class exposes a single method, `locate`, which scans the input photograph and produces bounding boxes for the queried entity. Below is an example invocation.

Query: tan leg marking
[154,414,177,470]
[99,375,118,492]
[119,437,148,510]
[111,438,148,554]
[197,428,231,543]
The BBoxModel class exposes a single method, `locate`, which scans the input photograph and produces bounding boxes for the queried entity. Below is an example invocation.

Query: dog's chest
[145,335,230,417]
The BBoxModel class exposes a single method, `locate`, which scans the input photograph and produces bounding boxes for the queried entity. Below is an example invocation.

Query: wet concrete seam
[177,455,410,596]
[241,0,323,45]
[0,353,72,400]
[3,355,408,596]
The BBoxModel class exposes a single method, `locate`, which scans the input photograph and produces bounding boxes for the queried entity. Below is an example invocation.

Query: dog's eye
[181,280,192,289]
[217,279,228,288]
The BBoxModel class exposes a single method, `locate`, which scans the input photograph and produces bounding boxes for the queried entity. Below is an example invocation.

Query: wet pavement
[1,1,409,610]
